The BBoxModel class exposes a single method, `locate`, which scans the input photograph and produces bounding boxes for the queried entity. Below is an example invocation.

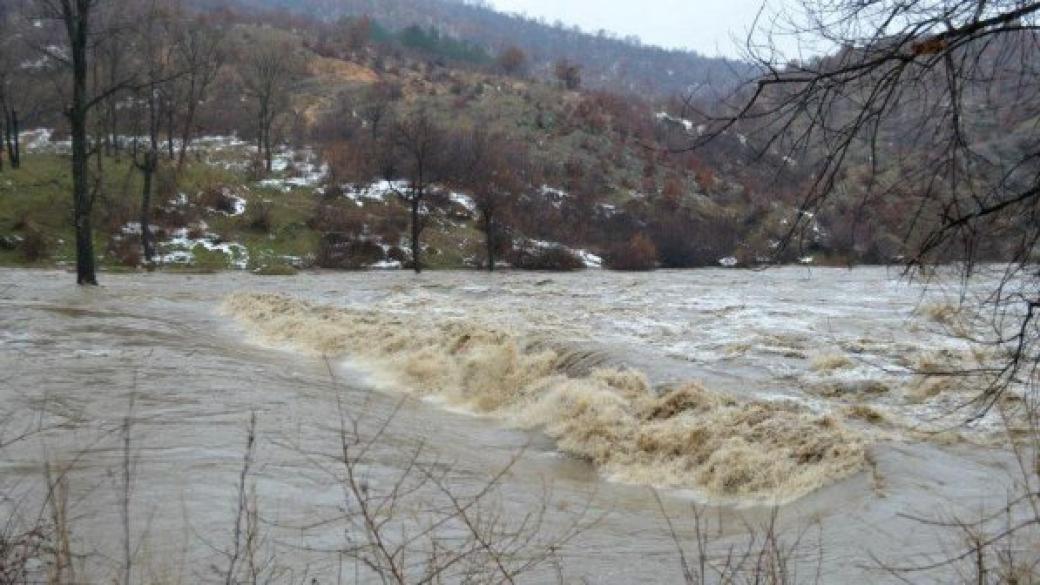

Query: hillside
[2,0,1011,275]
[211,0,753,96]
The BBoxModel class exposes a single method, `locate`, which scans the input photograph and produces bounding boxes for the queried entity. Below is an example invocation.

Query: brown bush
[308,203,366,236]
[198,186,239,214]
[497,46,528,76]
[316,234,386,269]
[509,243,584,271]
[100,199,136,234]
[248,200,274,233]
[20,229,48,262]
[107,234,142,267]
[651,212,740,268]
[605,234,658,271]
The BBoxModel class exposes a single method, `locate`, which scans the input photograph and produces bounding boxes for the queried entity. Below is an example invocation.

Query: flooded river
[0,267,1027,583]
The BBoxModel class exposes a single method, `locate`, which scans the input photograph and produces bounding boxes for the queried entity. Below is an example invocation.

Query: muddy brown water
[0,267,1025,583]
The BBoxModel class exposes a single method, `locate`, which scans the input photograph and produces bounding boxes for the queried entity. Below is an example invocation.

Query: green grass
[0,150,488,272]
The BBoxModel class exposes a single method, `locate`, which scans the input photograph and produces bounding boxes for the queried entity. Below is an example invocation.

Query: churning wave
[224,293,866,503]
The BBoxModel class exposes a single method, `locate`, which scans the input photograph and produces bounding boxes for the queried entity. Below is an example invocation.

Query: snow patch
[448,191,477,213]
[342,180,408,206]
[160,226,249,269]
[655,112,695,133]
[719,256,739,268]
[524,238,602,269]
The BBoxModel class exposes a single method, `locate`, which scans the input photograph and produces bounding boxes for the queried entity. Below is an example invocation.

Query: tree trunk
[177,84,199,169]
[264,129,273,174]
[140,152,156,263]
[4,109,17,169]
[485,211,495,272]
[70,7,98,286]
[107,99,119,157]
[257,103,268,175]
[411,198,422,274]
[165,102,174,160]
[9,110,19,169]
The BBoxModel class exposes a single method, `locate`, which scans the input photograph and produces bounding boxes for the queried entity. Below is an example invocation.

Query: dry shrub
[316,234,386,269]
[605,233,658,271]
[651,212,741,268]
[254,263,298,276]
[509,243,585,271]
[107,234,142,268]
[0,526,48,585]
[20,229,48,262]
[308,203,366,236]
[186,223,206,240]
[156,166,179,204]
[373,215,406,245]
[248,200,274,233]
[198,186,239,214]
[100,199,136,234]
[323,140,372,185]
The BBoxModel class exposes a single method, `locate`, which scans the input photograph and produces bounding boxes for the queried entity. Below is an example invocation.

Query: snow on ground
[202,188,248,216]
[654,112,695,133]
[339,182,477,216]
[576,249,604,269]
[342,180,408,206]
[539,185,568,208]
[257,147,328,192]
[447,191,477,213]
[20,129,70,153]
[19,130,258,161]
[159,226,249,269]
[228,195,247,216]
[524,238,603,269]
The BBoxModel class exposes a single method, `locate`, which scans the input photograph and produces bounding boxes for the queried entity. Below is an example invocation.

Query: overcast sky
[484,0,794,58]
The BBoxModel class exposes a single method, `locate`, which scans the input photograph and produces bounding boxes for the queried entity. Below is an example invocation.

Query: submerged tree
[0,31,20,172]
[32,0,117,285]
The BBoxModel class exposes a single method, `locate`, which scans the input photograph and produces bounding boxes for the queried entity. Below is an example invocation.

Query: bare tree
[172,12,224,169]
[33,0,115,285]
[554,58,582,90]
[692,0,1040,413]
[241,36,298,175]
[497,45,528,77]
[0,12,21,171]
[380,109,448,274]
[358,80,402,142]
[453,127,530,272]
[92,0,131,158]
[127,0,177,264]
